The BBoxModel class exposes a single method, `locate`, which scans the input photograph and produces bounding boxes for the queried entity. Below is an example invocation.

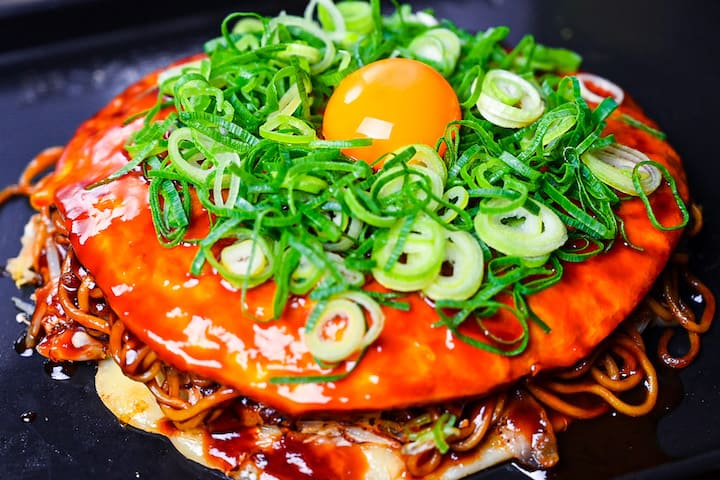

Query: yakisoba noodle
[2,151,714,476]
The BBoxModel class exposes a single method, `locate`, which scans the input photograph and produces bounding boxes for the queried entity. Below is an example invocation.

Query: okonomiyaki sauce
[202,426,369,479]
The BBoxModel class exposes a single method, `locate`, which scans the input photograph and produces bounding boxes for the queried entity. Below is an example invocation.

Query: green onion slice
[157,59,204,88]
[290,253,324,295]
[205,232,275,288]
[312,0,374,46]
[476,69,545,128]
[372,214,444,291]
[167,127,214,184]
[474,198,568,258]
[581,143,661,195]
[373,163,445,213]
[408,27,462,75]
[304,291,384,364]
[267,14,337,74]
[438,185,470,223]
[423,230,484,301]
[400,143,448,183]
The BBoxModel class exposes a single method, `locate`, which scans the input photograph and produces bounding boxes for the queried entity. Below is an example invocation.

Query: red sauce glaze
[31,62,688,416]
[161,420,369,479]
[208,429,368,479]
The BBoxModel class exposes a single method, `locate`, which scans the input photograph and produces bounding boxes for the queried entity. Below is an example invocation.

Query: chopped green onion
[474,198,568,258]
[305,297,366,363]
[423,230,484,301]
[634,160,689,231]
[372,214,445,291]
[203,228,275,288]
[290,252,324,295]
[313,0,374,46]
[620,113,667,140]
[304,291,384,363]
[581,143,661,195]
[476,69,545,128]
[407,27,462,75]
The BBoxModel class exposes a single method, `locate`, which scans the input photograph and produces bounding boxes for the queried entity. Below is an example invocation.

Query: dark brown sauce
[43,360,79,380]
[203,427,368,479]
[546,365,684,480]
[14,331,32,357]
[259,433,366,479]
[20,411,37,423]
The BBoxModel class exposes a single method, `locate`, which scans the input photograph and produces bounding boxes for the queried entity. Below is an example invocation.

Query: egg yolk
[322,58,461,167]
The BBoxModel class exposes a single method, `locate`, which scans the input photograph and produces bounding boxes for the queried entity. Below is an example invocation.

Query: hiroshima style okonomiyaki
[2,1,715,478]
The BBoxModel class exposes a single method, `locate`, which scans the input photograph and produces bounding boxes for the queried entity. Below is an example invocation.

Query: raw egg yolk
[322,58,461,167]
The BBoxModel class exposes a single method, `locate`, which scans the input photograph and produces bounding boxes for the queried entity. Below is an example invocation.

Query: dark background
[0,1,719,479]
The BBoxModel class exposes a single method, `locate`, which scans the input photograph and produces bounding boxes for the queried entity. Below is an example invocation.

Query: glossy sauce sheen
[33,64,688,415]
[209,429,365,478]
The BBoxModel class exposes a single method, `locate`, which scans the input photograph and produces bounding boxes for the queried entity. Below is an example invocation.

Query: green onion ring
[476,69,545,128]
[474,198,568,258]
[581,143,661,195]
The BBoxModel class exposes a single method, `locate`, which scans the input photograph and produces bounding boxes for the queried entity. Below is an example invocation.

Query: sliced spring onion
[313,0,374,46]
[476,69,545,128]
[220,239,269,279]
[324,213,364,252]
[372,163,445,212]
[634,160,689,231]
[211,151,242,208]
[167,127,213,184]
[157,59,204,88]
[397,143,448,183]
[402,412,459,456]
[305,297,365,363]
[581,143,661,195]
[335,1,374,33]
[372,214,445,291]
[518,253,550,268]
[575,72,625,105]
[206,234,275,288]
[290,253,324,295]
[344,291,385,348]
[259,114,318,144]
[526,44,582,73]
[342,185,398,228]
[306,0,346,41]
[268,83,303,120]
[408,27,462,75]
[327,252,365,287]
[619,113,667,140]
[533,102,578,149]
[423,230,484,301]
[474,198,568,258]
[438,185,470,223]
[304,291,384,363]
[267,14,337,74]
[231,17,265,35]
[384,3,438,29]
